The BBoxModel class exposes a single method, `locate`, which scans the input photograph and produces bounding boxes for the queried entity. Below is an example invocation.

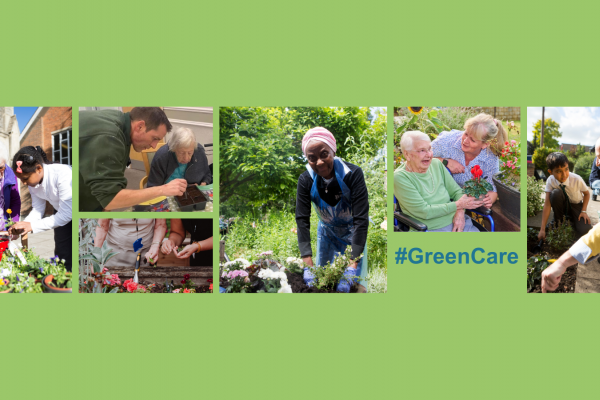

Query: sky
[527,107,600,146]
[14,107,38,133]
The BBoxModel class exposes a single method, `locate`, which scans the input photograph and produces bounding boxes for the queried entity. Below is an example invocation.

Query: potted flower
[463,165,493,201]
[493,139,521,224]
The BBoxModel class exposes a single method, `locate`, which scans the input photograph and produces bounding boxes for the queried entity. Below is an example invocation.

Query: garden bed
[527,226,576,293]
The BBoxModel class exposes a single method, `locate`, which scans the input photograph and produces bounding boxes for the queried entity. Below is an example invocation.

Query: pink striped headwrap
[301,127,337,155]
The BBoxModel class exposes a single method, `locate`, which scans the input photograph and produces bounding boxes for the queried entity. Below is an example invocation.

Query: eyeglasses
[410,148,433,156]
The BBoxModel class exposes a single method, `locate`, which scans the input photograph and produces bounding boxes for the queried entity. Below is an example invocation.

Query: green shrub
[574,153,595,183]
[532,147,556,172]
[546,216,574,252]
[527,254,550,292]
[527,176,545,217]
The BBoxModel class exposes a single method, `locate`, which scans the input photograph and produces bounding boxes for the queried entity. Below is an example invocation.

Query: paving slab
[27,229,56,259]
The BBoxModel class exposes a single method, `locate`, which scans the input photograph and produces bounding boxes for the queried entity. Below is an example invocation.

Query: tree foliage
[531,118,562,150]
[220,107,385,215]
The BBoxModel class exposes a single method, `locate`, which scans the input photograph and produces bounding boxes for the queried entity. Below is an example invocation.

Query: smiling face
[596,147,600,167]
[175,144,195,164]
[405,139,433,173]
[131,121,168,152]
[305,141,334,179]
[549,163,569,183]
[461,130,488,156]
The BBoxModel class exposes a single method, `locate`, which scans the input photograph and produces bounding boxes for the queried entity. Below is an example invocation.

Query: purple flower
[39,267,44,273]
[16,276,19,282]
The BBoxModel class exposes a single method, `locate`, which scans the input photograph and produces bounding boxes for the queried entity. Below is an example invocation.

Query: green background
[2,0,598,398]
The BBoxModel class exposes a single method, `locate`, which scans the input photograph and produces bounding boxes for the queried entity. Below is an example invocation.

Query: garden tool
[133,220,143,284]
[532,239,544,254]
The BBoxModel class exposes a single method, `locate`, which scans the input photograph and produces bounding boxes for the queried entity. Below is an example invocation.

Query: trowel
[133,238,143,284]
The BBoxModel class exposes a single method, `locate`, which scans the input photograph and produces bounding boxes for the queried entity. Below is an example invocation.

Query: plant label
[8,242,27,265]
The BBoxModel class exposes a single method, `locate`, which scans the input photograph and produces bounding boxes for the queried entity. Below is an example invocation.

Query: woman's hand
[302,256,314,267]
[482,191,498,208]
[174,244,198,259]
[145,243,159,264]
[8,221,32,236]
[200,182,207,186]
[446,159,465,174]
[456,194,484,210]
[452,211,466,232]
[161,239,176,254]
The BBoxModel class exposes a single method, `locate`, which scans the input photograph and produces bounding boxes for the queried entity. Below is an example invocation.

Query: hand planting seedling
[307,246,361,292]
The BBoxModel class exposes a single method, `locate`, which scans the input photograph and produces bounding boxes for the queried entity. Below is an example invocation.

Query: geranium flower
[172,289,180,293]
[183,289,190,293]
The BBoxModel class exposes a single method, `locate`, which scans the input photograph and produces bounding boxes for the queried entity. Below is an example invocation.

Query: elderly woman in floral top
[431,113,507,208]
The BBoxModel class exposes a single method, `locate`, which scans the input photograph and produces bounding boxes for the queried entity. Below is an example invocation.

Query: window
[53,128,72,166]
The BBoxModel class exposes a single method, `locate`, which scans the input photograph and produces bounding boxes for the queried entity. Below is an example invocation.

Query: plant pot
[493,172,521,225]
[42,274,72,293]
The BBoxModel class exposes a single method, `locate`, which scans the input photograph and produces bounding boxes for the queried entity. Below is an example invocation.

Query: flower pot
[42,274,72,293]
[493,172,521,225]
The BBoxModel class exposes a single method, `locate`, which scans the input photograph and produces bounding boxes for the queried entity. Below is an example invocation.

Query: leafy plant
[527,254,550,292]
[527,176,545,217]
[395,107,450,142]
[532,147,556,172]
[498,139,521,191]
[531,118,562,151]
[308,246,359,291]
[574,153,595,183]
[546,217,574,252]
[463,165,493,198]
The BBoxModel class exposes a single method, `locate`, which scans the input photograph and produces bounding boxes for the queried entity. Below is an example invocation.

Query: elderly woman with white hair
[0,142,21,229]
[295,127,369,292]
[147,127,212,188]
[394,131,483,232]
[431,113,507,208]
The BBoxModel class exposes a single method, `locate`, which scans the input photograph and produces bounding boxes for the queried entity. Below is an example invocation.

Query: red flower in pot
[464,164,492,199]
[470,165,483,179]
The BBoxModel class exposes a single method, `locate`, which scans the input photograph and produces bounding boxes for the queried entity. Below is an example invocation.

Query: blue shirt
[431,129,499,192]
[166,161,188,184]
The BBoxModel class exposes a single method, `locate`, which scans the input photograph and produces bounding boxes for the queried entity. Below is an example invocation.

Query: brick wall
[19,107,72,219]
[481,107,521,121]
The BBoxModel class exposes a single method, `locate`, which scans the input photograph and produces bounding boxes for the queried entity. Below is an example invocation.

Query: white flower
[61,259,66,263]
[380,219,387,231]
[0,268,10,278]
[278,284,293,293]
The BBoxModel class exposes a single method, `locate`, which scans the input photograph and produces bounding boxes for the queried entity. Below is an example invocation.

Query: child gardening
[538,152,592,241]
[8,146,72,271]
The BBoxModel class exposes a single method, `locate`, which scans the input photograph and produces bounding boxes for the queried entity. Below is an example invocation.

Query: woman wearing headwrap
[295,127,369,292]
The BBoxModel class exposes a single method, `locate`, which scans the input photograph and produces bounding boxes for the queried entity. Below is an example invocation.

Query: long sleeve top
[24,163,72,233]
[295,161,369,259]
[431,129,500,192]
[79,110,131,211]
[147,144,212,187]
[394,158,464,230]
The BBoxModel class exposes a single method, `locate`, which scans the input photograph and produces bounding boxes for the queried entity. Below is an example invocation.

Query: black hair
[130,107,173,132]
[546,152,569,171]
[12,146,51,175]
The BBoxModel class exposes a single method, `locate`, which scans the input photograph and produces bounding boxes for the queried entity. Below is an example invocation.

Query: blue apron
[307,157,368,290]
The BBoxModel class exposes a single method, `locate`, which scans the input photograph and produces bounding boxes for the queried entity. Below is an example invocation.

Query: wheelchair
[393,195,495,232]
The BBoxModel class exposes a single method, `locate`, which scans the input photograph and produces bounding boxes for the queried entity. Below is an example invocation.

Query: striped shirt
[431,129,499,192]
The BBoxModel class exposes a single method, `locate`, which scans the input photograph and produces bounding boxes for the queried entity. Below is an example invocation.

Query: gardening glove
[336,267,357,293]
[303,267,315,286]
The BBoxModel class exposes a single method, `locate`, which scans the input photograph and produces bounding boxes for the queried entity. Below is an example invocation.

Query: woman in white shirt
[8,146,72,271]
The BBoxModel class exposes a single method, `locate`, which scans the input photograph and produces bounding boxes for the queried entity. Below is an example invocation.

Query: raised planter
[493,172,520,225]
[42,274,72,293]
[175,186,209,211]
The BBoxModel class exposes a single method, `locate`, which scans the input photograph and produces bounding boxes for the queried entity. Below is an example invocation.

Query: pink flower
[227,270,249,279]
[172,289,181,293]
[123,279,138,293]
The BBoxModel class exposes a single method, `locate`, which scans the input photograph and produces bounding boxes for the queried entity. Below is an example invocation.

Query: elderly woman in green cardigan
[394,131,483,232]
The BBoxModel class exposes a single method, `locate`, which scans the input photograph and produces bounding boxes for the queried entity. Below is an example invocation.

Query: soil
[176,187,207,206]
[147,282,211,293]
[527,232,577,293]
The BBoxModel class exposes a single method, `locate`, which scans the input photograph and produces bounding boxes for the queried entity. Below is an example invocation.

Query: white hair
[595,137,600,150]
[400,131,430,156]
[0,142,8,165]
[168,127,196,152]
